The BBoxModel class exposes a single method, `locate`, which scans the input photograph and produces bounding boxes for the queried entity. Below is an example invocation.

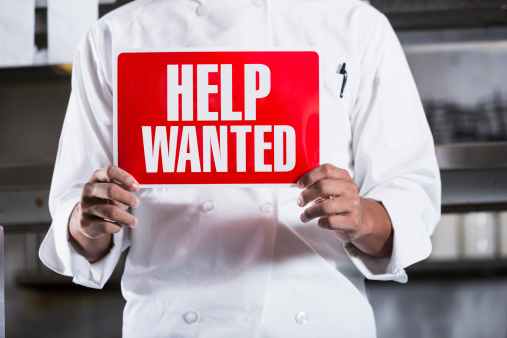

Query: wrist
[351,198,393,258]
[68,203,113,263]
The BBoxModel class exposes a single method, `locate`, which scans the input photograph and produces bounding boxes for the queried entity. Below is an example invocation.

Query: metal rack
[426,94,507,144]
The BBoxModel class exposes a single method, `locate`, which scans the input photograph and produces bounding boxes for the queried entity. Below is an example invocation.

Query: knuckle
[82,183,93,196]
[78,200,90,215]
[322,163,334,176]
[98,203,112,216]
[347,180,358,193]
[118,203,129,211]
[88,203,102,217]
[108,207,121,221]
[349,196,360,209]
[89,170,100,182]
[104,184,115,198]
[340,168,350,179]
[105,165,117,177]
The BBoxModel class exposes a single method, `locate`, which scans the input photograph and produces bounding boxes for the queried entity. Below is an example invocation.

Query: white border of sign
[113,47,322,188]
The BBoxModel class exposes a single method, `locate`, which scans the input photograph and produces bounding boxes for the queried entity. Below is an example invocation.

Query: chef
[39,0,441,337]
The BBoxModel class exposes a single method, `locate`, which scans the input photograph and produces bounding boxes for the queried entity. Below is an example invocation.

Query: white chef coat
[39,0,441,337]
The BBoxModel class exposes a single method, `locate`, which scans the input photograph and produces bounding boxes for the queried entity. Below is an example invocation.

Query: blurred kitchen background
[1,0,507,337]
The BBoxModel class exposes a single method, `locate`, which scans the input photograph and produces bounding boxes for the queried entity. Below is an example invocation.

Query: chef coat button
[196,4,209,17]
[260,202,274,214]
[251,0,265,7]
[184,310,199,324]
[295,311,308,325]
[200,199,216,213]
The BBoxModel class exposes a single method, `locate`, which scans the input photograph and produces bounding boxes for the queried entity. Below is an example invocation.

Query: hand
[69,165,140,262]
[297,163,393,257]
[297,163,364,240]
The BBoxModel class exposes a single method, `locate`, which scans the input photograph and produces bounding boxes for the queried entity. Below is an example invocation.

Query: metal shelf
[436,142,507,210]
[436,142,507,170]
[370,0,507,30]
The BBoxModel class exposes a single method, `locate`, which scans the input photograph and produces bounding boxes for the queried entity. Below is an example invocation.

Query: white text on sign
[142,64,296,173]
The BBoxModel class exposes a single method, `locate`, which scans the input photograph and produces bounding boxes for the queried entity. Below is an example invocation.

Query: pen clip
[339,63,347,98]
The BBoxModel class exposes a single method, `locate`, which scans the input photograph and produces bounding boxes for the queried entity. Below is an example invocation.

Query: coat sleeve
[38,28,130,289]
[345,13,441,283]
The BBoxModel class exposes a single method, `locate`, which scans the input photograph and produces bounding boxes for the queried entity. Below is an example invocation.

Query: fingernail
[300,213,307,223]
[133,198,140,208]
[131,218,138,228]
[297,197,303,207]
[297,181,305,189]
[132,182,139,191]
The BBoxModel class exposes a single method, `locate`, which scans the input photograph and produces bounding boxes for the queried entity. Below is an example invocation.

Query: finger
[297,179,347,207]
[318,215,359,241]
[82,182,139,208]
[83,203,138,228]
[300,197,346,223]
[81,216,124,239]
[109,199,129,211]
[90,165,139,192]
[297,163,350,189]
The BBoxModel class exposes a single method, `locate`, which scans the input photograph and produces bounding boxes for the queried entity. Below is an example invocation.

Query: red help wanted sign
[114,50,320,186]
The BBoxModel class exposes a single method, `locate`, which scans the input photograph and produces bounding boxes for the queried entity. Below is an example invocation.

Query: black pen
[340,63,347,98]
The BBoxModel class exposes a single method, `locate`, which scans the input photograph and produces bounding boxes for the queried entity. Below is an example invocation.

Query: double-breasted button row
[199,200,275,214]
[183,310,308,325]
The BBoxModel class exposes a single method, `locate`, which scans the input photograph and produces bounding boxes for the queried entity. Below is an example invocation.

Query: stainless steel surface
[368,277,507,338]
[436,142,507,170]
[436,142,507,208]
[441,169,507,206]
